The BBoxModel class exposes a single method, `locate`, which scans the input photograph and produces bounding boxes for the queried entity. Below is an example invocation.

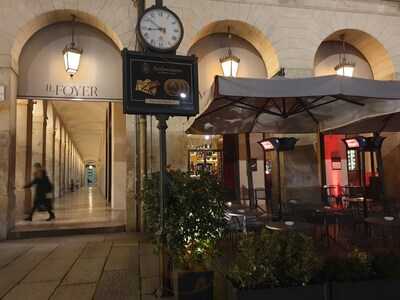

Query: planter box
[227,280,327,300]
[331,280,400,300]
[173,270,213,300]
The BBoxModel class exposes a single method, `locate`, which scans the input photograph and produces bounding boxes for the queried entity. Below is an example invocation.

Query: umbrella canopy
[187,75,400,134]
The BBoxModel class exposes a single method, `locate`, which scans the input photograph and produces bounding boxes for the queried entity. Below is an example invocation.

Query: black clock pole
[156,114,170,298]
[149,0,170,296]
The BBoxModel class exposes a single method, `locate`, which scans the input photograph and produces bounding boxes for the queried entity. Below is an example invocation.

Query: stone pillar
[31,101,44,168]
[66,138,69,193]
[15,101,28,217]
[0,67,17,240]
[112,103,127,210]
[54,116,61,198]
[45,103,54,179]
[62,128,67,196]
[126,114,138,232]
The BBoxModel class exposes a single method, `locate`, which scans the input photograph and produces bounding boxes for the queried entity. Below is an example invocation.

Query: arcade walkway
[13,188,125,238]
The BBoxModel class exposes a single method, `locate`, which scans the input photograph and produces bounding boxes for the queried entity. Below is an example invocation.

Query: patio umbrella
[187,75,400,135]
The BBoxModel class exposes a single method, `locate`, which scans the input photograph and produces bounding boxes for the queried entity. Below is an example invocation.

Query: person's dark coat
[24,170,53,204]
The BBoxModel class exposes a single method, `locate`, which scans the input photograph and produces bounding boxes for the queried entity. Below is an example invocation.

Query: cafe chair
[245,215,264,232]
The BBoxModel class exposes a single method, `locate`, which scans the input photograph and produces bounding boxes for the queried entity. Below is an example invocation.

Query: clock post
[124,0,198,297]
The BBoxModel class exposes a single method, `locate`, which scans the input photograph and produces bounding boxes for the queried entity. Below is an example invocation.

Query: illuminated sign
[123,50,199,116]
[260,140,274,151]
[344,138,360,149]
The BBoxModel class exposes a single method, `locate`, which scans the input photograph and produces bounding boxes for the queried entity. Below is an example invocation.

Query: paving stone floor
[0,233,170,300]
[14,188,125,233]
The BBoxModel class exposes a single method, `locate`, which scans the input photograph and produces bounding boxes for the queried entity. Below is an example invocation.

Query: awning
[187,75,400,134]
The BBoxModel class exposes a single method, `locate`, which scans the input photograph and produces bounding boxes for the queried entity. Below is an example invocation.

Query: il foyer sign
[45,84,99,98]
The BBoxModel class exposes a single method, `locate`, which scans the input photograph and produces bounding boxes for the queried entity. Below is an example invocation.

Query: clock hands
[145,27,164,31]
[147,19,166,33]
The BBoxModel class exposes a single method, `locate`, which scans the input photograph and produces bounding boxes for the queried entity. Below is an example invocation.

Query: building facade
[1,0,400,239]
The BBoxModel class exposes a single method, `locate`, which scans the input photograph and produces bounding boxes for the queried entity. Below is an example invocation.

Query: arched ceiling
[52,101,108,164]
[190,20,280,78]
[321,29,395,80]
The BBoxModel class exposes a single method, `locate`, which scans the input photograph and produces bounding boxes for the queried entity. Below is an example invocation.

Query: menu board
[123,50,199,116]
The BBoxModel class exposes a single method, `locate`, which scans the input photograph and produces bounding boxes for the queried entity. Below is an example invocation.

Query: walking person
[24,162,55,221]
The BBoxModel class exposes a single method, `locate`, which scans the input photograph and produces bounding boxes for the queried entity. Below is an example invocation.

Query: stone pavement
[0,233,168,300]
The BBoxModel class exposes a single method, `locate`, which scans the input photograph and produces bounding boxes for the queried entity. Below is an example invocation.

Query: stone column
[45,103,54,179]
[62,128,67,195]
[54,116,61,198]
[126,114,138,232]
[31,101,44,168]
[15,101,28,217]
[112,103,127,210]
[0,67,17,240]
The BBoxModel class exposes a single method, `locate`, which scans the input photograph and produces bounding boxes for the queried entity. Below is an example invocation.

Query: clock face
[139,7,184,52]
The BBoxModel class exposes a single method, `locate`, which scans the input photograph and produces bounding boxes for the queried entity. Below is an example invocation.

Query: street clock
[137,6,184,53]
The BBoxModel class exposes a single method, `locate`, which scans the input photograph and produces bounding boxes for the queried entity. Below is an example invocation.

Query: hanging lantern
[63,15,82,77]
[220,27,240,77]
[334,34,355,77]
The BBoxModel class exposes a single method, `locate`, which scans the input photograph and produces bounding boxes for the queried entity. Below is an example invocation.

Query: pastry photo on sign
[135,79,160,96]
[164,79,190,98]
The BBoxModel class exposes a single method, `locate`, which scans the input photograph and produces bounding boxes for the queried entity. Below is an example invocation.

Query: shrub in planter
[372,253,400,280]
[143,170,227,299]
[227,230,323,300]
[322,250,400,300]
[322,249,372,283]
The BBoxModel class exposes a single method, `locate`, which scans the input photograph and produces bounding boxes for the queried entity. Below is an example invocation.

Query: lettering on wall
[45,84,99,98]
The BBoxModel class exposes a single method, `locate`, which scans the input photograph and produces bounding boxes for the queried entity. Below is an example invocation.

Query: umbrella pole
[277,150,282,220]
[360,151,368,218]
[245,133,255,209]
[374,133,386,214]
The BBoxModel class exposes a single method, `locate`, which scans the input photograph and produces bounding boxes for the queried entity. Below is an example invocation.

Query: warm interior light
[260,141,274,151]
[220,52,240,77]
[205,135,211,141]
[335,34,355,77]
[63,46,82,76]
[220,27,240,77]
[344,138,360,149]
[335,62,355,77]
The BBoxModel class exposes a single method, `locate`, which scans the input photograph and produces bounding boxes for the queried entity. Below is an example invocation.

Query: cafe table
[342,196,373,208]
[265,221,312,233]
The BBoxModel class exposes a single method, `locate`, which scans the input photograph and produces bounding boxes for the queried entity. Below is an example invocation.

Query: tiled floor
[14,188,125,233]
[0,233,166,300]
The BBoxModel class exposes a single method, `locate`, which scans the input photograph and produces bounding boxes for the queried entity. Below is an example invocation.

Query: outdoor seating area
[224,195,400,253]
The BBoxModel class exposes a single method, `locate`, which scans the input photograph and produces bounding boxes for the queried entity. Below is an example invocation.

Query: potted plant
[326,250,400,300]
[143,170,227,300]
[226,230,324,300]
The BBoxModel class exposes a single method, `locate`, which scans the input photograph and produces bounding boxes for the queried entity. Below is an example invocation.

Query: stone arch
[314,29,395,80]
[11,9,125,73]
[187,20,280,78]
